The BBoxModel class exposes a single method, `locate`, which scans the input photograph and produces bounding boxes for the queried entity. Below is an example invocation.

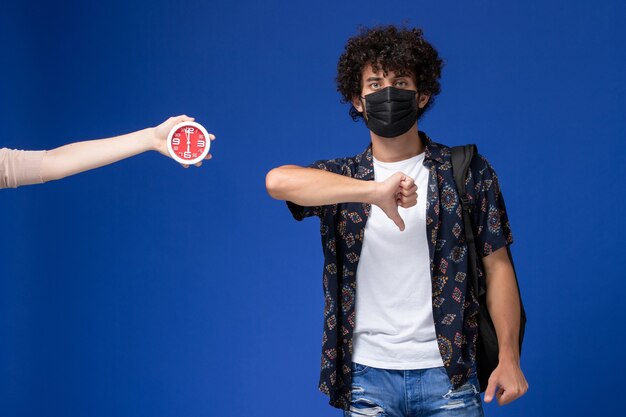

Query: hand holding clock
[1,114,217,189]
[152,115,216,168]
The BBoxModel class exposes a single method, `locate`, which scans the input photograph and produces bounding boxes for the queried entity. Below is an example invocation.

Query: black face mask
[361,87,419,138]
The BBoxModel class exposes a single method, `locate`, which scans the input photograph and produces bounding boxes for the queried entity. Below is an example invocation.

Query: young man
[266,26,527,416]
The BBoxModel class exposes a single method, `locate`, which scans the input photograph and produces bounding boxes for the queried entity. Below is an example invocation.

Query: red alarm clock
[166,121,211,165]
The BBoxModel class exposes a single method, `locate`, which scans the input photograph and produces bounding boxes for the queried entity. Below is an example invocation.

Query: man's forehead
[361,63,412,79]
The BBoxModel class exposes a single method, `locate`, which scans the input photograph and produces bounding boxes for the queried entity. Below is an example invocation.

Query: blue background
[1,1,624,416]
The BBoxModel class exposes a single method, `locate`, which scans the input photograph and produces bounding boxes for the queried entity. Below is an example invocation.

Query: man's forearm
[482,247,528,404]
[41,128,156,182]
[266,165,376,206]
[483,247,521,363]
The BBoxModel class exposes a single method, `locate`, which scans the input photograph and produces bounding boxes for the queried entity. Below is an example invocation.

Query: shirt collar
[354,131,445,180]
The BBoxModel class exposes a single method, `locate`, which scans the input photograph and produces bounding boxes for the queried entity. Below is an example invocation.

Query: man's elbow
[266,166,291,200]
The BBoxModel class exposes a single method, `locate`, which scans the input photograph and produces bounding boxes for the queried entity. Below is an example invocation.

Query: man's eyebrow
[364,74,411,82]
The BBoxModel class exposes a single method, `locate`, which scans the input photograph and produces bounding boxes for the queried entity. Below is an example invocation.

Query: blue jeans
[343,362,484,417]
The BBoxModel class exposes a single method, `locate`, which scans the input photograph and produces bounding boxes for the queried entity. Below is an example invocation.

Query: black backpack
[450,144,527,393]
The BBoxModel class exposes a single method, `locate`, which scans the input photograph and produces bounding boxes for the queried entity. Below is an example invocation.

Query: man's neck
[370,123,424,162]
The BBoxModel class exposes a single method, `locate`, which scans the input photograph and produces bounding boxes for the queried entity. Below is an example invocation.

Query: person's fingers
[194,161,203,167]
[500,381,528,406]
[398,194,417,206]
[397,187,417,203]
[398,198,417,208]
[181,163,190,168]
[483,379,498,403]
[385,172,405,190]
[398,184,417,197]
[171,115,194,125]
[208,133,216,140]
[162,115,194,130]
[400,176,415,187]
[204,153,213,160]
[497,388,516,406]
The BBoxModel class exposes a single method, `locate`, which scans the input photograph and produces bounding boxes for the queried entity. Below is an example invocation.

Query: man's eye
[370,83,380,89]
[395,81,408,87]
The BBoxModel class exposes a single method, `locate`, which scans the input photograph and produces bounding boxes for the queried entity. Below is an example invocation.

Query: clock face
[166,121,211,165]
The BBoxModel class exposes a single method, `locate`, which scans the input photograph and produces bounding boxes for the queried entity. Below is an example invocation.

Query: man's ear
[418,94,431,109]
[352,95,364,113]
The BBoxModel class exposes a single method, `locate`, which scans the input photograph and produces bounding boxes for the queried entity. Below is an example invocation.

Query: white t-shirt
[352,152,444,370]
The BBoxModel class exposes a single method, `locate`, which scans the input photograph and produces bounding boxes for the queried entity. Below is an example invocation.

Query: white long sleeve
[0,148,47,189]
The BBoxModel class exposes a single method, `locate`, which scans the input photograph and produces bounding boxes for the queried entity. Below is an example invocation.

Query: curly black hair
[336,25,444,121]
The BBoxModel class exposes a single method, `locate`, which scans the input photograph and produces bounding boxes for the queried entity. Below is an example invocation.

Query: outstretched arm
[41,115,215,182]
[266,165,417,231]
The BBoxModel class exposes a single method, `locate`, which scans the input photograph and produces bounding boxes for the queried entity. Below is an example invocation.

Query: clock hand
[184,127,193,154]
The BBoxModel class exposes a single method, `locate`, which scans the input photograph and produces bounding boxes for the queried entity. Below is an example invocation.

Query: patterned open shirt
[286,131,514,410]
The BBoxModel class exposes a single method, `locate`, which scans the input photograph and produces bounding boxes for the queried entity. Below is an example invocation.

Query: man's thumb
[391,209,405,231]
[483,380,497,403]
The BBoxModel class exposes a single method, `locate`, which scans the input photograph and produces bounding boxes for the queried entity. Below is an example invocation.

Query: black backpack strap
[450,144,527,356]
[450,144,484,297]
[450,144,476,198]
